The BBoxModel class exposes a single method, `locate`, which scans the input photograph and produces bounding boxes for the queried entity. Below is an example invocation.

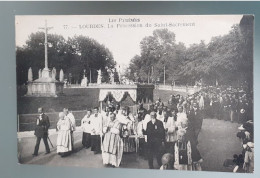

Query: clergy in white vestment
[63,108,76,150]
[134,114,146,157]
[142,113,151,143]
[157,106,164,124]
[101,106,112,131]
[102,113,124,167]
[90,107,103,154]
[176,106,188,129]
[118,107,135,153]
[142,113,151,131]
[165,109,178,154]
[81,109,92,149]
[57,112,73,157]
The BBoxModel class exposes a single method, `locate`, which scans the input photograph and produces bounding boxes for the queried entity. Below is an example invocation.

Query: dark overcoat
[34,114,50,138]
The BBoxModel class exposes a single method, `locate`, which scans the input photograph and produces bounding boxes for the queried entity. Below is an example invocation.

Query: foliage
[127,15,253,87]
[16,33,116,85]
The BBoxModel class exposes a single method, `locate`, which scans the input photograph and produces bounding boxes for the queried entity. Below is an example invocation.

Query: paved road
[18,119,241,171]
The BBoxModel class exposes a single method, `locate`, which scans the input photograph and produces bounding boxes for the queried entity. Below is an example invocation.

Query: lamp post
[90,69,92,83]
[164,65,166,86]
[148,68,150,84]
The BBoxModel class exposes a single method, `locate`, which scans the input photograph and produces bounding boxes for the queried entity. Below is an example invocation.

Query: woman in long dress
[102,113,124,167]
[56,112,73,157]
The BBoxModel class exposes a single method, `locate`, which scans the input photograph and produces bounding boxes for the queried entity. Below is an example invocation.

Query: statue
[83,69,86,78]
[28,67,33,82]
[38,69,42,79]
[81,76,88,87]
[81,69,88,87]
[110,71,115,84]
[59,69,64,82]
[52,67,56,80]
[97,69,102,84]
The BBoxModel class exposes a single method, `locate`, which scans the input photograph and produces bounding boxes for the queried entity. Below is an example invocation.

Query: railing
[156,84,201,95]
[17,103,152,132]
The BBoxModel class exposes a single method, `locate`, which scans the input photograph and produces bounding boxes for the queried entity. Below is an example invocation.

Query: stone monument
[59,69,64,82]
[38,69,42,79]
[26,20,64,97]
[28,67,33,82]
[51,67,56,80]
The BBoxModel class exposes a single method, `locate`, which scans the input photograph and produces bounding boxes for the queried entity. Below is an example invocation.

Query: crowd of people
[31,84,253,172]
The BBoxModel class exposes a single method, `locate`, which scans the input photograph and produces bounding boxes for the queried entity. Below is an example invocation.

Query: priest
[102,113,124,167]
[56,112,73,157]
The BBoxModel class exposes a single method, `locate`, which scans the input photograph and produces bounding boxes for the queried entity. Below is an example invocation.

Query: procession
[16,15,254,173]
[29,83,254,172]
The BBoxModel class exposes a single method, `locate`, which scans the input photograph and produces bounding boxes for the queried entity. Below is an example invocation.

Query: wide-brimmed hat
[238,125,245,131]
[247,142,254,148]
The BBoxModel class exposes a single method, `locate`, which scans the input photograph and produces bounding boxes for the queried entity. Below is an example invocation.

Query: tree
[16,33,116,85]
[128,29,184,84]
[127,16,253,87]
[66,35,115,83]
[16,32,67,84]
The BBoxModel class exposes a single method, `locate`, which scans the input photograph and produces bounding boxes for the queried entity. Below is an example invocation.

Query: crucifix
[39,20,53,71]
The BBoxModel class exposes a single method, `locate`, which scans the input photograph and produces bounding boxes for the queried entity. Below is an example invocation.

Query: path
[18,119,242,172]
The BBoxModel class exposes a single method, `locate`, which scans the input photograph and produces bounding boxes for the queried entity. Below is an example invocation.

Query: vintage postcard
[16,15,254,173]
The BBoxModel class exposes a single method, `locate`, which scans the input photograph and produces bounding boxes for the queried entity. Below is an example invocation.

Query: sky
[15,15,243,69]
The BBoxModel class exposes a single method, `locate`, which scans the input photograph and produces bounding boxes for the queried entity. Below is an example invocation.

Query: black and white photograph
[16,15,254,173]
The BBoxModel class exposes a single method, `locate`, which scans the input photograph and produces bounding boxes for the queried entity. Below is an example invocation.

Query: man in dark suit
[188,103,203,142]
[137,103,147,121]
[144,111,165,169]
[32,107,50,156]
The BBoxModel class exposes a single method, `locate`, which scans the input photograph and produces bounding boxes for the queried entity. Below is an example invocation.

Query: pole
[47,136,54,148]
[44,20,48,69]
[164,65,166,86]
[100,101,103,113]
[90,69,92,83]
[148,69,150,84]
[152,66,154,83]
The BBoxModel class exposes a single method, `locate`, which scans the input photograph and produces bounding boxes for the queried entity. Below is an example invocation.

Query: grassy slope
[17,88,186,114]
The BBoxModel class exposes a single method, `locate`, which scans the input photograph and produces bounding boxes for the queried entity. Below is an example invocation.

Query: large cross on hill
[39,20,53,70]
